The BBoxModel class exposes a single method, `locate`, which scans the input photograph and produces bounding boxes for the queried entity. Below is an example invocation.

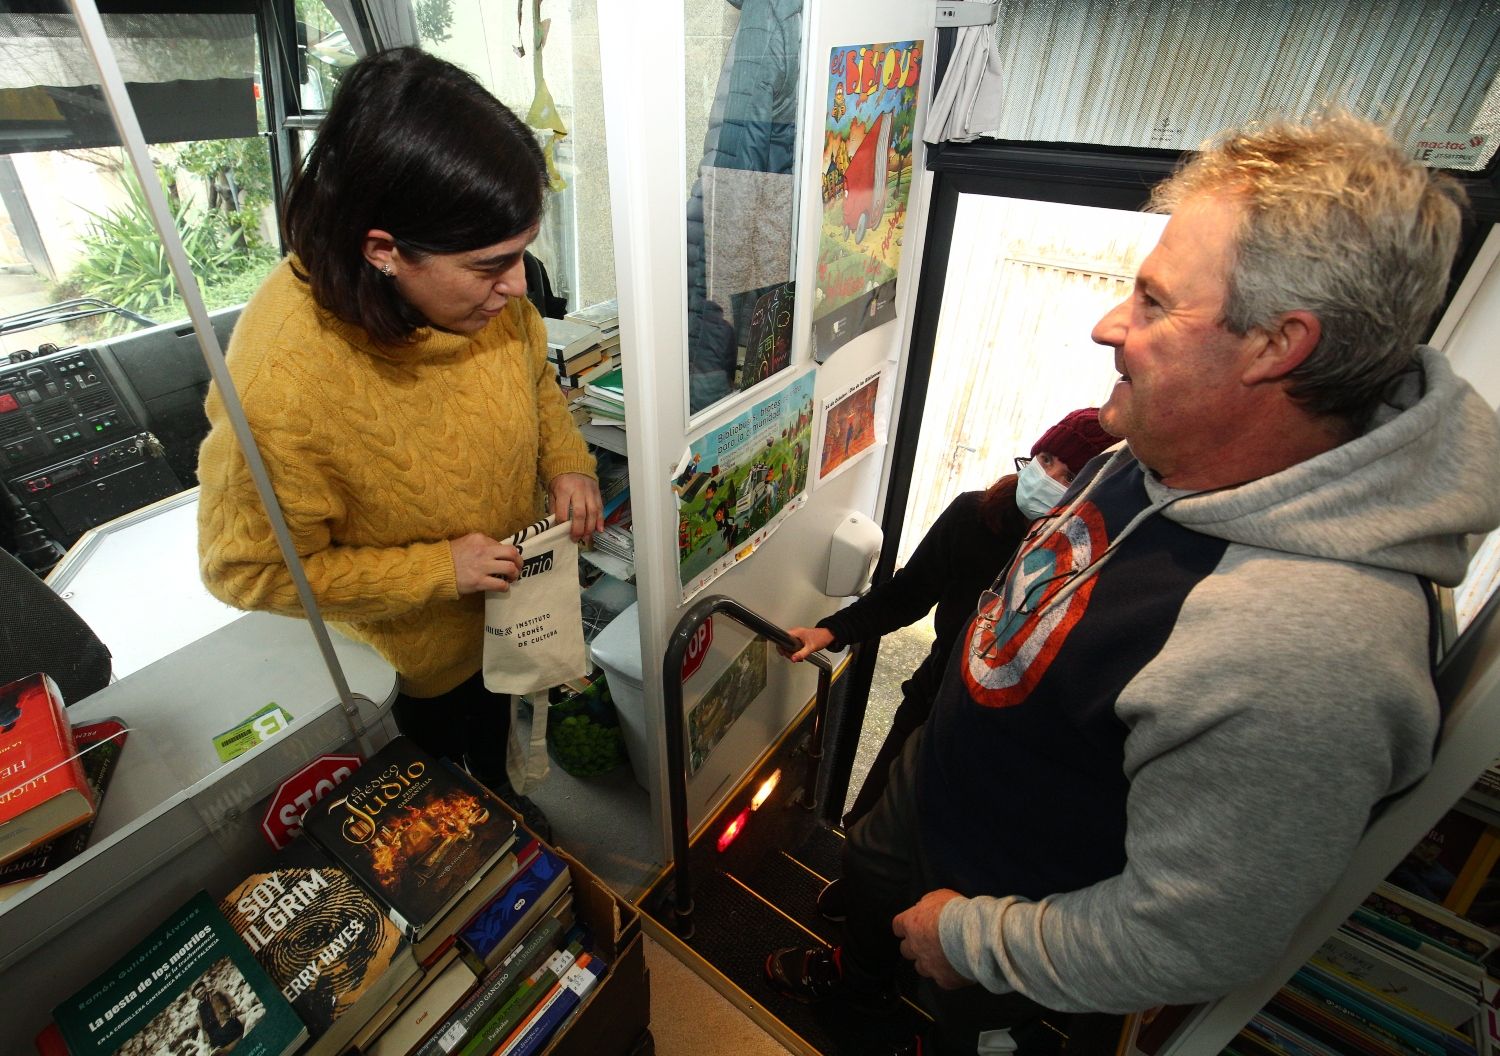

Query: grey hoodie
[935,348,1500,1012]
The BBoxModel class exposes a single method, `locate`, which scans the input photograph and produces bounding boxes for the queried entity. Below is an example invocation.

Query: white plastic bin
[588,602,650,790]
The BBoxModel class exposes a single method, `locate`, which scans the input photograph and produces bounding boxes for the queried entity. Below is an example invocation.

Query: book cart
[0,597,650,1055]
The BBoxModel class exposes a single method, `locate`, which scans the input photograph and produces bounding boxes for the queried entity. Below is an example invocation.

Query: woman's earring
[380,263,393,278]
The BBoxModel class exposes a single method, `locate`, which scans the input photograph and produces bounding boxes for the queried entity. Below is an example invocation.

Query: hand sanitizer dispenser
[824,512,883,597]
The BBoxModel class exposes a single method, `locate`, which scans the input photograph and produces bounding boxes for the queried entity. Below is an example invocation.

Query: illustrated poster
[675,371,816,601]
[813,41,923,360]
[816,368,885,486]
[688,639,768,775]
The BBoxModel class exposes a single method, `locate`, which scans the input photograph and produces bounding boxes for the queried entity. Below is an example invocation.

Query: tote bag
[483,516,589,695]
[483,516,589,794]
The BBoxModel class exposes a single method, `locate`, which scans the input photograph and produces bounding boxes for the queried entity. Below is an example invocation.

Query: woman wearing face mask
[783,409,1114,836]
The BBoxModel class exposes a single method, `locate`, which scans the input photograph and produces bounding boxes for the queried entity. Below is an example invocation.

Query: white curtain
[933,0,1500,170]
[323,0,419,56]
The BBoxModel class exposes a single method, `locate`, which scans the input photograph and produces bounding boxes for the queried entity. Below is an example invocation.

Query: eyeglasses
[969,554,1084,661]
[1016,453,1075,486]
[1013,456,1031,473]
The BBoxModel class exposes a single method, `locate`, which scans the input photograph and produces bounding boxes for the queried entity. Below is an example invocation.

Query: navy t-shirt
[917,459,1228,899]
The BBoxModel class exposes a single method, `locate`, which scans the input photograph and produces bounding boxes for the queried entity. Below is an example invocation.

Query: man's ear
[1242,310,1321,385]
[362,229,398,274]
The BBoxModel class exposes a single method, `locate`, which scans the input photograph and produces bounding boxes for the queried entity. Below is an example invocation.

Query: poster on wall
[816,368,886,487]
[675,371,817,601]
[813,40,924,361]
[688,638,768,775]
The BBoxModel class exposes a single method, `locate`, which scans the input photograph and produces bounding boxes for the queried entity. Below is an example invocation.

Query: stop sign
[261,753,362,850]
[681,617,712,681]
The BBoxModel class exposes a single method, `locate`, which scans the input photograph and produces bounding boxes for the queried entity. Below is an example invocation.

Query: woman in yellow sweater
[196,49,601,838]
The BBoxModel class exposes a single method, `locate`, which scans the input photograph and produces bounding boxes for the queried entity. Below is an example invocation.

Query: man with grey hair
[766,112,1500,1055]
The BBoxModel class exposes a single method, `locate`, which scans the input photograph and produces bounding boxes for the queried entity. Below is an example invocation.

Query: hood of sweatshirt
[1142,348,1500,587]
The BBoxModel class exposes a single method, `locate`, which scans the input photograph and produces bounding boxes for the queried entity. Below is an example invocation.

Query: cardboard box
[544,848,649,1056]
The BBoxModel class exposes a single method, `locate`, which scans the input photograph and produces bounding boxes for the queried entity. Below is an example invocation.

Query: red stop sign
[681,618,713,682]
[261,753,362,850]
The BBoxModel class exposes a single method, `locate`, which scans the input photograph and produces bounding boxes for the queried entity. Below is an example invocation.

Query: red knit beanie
[1031,408,1114,475]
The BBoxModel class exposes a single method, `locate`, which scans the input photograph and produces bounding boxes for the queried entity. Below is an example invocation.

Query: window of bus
[411,0,617,315]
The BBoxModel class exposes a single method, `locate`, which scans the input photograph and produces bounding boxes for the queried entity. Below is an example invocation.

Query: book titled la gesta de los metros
[303,737,517,945]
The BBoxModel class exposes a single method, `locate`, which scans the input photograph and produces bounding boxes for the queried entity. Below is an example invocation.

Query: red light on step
[717,807,751,853]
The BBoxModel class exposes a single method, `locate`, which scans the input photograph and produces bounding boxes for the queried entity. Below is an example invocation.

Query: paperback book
[302,736,517,949]
[218,837,418,1056]
[53,891,306,1056]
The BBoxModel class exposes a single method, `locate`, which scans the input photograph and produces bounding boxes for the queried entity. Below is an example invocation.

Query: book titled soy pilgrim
[218,838,419,1056]
[302,737,517,945]
[53,890,305,1056]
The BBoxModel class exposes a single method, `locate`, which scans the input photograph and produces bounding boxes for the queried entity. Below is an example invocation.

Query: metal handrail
[661,594,835,937]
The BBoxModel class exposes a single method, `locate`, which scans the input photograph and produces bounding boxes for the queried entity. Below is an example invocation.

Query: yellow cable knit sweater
[197,259,596,697]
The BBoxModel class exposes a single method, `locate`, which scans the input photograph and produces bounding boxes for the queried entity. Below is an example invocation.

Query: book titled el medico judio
[302,736,517,944]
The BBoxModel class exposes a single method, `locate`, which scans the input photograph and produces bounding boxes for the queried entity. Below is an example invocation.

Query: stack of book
[546,300,621,399]
[39,736,530,1056]
[1219,805,1500,1056]
[572,366,626,429]
[406,838,598,1056]
[0,672,127,898]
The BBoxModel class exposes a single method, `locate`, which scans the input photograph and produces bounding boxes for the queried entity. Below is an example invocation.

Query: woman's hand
[781,625,835,662]
[550,472,604,545]
[450,532,523,594]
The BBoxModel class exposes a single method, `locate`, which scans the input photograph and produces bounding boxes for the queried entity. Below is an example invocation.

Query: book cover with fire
[302,738,516,941]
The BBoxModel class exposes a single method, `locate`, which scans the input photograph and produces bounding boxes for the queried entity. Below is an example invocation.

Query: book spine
[1291,969,1457,1056]
[417,917,565,1056]
[498,955,605,1056]
[456,941,581,1056]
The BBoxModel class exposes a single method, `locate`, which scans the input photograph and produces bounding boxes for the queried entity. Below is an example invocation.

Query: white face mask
[1015,457,1068,520]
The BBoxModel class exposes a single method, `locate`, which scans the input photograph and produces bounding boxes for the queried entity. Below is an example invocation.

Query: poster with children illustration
[813,40,923,361]
[675,371,816,601]
[816,368,886,486]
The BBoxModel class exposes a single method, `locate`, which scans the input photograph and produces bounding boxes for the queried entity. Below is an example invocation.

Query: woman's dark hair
[978,474,1027,536]
[283,47,547,344]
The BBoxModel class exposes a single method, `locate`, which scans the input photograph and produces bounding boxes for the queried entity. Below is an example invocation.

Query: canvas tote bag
[483,516,589,793]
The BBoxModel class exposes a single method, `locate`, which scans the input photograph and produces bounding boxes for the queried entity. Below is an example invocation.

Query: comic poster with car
[813,40,923,360]
[675,371,816,600]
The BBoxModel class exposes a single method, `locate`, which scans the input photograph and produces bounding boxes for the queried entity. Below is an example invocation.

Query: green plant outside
[51,165,278,340]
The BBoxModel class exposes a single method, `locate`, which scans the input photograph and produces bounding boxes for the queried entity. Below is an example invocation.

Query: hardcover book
[302,736,517,948]
[0,672,94,867]
[0,716,126,895]
[53,890,306,1056]
[218,838,419,1056]
[460,839,572,966]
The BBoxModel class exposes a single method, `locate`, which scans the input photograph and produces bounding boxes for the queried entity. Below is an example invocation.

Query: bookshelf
[1130,592,1500,1054]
